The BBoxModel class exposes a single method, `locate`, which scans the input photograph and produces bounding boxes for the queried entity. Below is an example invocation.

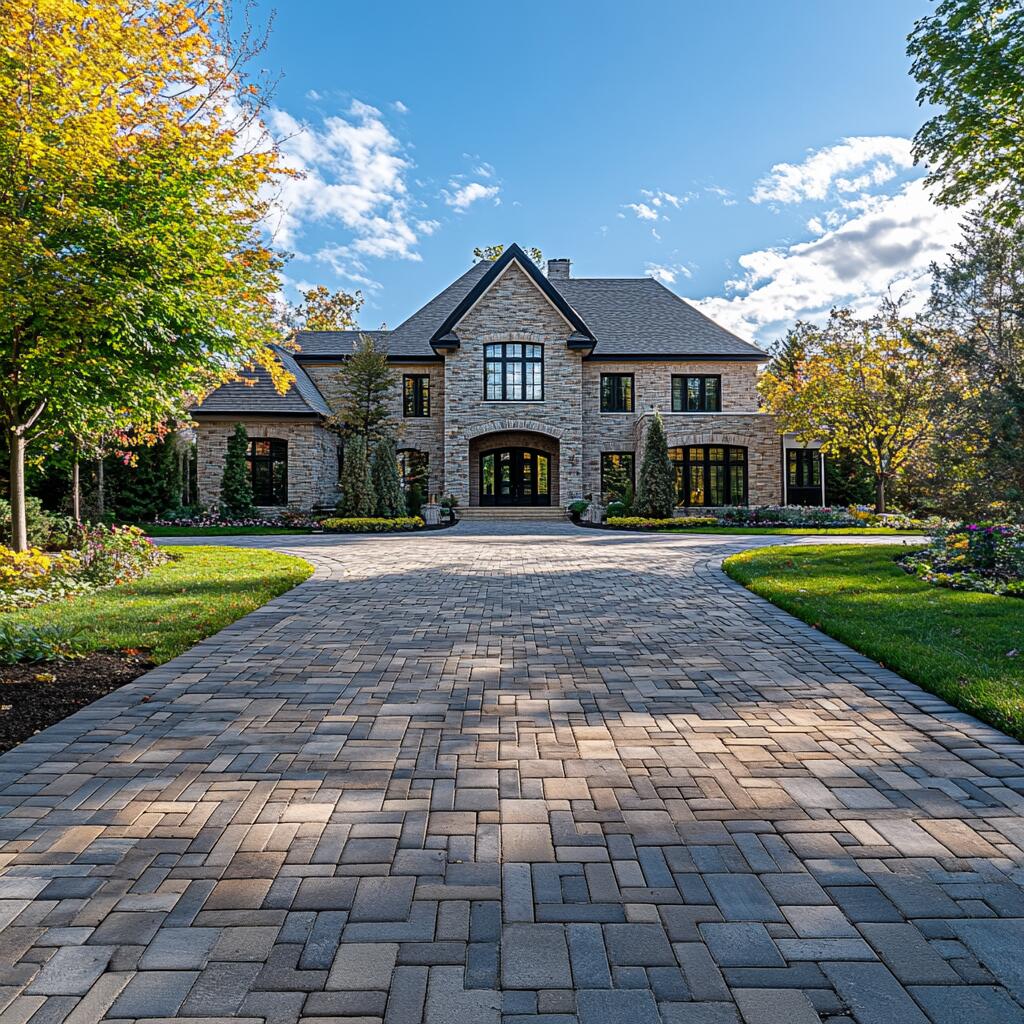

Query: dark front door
[480,447,551,506]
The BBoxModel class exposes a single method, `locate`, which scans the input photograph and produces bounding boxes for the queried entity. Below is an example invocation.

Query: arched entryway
[468,430,560,506]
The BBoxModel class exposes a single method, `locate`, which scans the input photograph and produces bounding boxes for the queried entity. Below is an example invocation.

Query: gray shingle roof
[191,346,331,418]
[290,261,764,361]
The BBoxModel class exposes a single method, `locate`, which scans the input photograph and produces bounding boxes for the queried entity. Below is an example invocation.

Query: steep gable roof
[426,243,595,352]
[191,346,331,418]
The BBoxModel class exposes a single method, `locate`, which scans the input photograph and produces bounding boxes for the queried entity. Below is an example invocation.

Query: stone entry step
[458,505,568,521]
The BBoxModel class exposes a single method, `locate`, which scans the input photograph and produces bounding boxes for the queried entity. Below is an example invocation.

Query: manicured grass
[143,525,312,536]
[3,546,313,663]
[661,526,926,536]
[723,544,1024,740]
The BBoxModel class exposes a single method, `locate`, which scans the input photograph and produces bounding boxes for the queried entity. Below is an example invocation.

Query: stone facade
[194,256,808,512]
[196,418,338,510]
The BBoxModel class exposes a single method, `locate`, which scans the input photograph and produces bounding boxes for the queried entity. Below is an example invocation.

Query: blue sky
[250,0,961,346]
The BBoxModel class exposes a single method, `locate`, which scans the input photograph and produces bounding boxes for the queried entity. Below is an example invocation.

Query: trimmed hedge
[320,516,425,533]
[606,516,718,530]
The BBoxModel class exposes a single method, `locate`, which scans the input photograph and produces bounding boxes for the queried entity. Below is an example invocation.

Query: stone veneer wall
[581,360,770,499]
[305,361,446,499]
[443,262,584,507]
[467,430,561,506]
[195,419,339,510]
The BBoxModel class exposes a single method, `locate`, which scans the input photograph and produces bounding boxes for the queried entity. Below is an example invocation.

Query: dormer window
[484,342,543,401]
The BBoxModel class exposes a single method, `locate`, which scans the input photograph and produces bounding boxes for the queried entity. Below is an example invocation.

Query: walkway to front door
[480,446,551,506]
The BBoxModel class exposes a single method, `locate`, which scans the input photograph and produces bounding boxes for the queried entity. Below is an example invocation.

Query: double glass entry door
[480,447,551,506]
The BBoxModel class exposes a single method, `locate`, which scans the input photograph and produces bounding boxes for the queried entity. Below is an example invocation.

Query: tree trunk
[71,446,81,523]
[875,476,886,514]
[8,430,28,552]
[96,457,105,519]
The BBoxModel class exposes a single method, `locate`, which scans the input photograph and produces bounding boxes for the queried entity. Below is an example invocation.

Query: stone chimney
[546,258,571,280]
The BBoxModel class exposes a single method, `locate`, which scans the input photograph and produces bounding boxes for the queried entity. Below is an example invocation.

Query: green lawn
[143,525,312,536]
[659,526,926,536]
[723,544,1024,740]
[3,546,313,663]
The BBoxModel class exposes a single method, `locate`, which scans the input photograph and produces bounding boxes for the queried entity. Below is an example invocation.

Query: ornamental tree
[220,424,255,517]
[1,1,289,549]
[337,435,375,517]
[759,302,949,513]
[908,0,1024,225]
[371,436,407,518]
[635,412,675,518]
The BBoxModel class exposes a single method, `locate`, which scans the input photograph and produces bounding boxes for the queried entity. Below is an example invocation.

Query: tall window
[397,449,429,492]
[672,375,721,412]
[403,374,430,417]
[248,438,288,505]
[668,445,746,507]
[600,373,634,412]
[484,343,543,401]
[600,452,635,495]
[787,449,821,489]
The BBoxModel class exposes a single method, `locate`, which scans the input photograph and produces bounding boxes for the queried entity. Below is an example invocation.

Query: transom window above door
[600,373,634,413]
[672,374,721,412]
[484,342,543,401]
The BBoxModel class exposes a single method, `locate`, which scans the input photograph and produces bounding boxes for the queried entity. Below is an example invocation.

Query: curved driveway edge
[1,522,1022,1024]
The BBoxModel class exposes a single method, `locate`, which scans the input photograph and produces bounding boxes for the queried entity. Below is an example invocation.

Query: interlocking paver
[2,523,1024,1022]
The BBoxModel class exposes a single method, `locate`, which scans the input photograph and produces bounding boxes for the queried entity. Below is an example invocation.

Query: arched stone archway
[468,429,560,506]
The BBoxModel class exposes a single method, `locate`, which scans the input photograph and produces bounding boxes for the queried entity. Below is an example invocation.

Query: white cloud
[262,99,428,282]
[472,162,495,178]
[705,184,738,206]
[645,262,693,285]
[623,188,694,222]
[697,178,964,344]
[751,136,914,205]
[443,180,501,211]
[624,202,660,221]
[392,100,409,113]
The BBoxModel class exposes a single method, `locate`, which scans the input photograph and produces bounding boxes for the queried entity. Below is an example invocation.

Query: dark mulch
[0,651,153,753]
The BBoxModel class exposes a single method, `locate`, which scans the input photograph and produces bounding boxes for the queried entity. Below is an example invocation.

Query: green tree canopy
[473,245,544,265]
[328,335,398,442]
[908,0,1024,224]
[635,412,675,518]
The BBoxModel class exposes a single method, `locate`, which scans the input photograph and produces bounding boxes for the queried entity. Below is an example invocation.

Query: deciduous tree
[1,0,289,549]
[759,303,948,512]
[290,285,363,331]
[473,245,544,265]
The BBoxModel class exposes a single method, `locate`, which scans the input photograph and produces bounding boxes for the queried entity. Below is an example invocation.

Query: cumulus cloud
[623,188,693,221]
[262,99,429,284]
[443,180,501,211]
[751,136,914,205]
[645,262,693,285]
[696,178,964,344]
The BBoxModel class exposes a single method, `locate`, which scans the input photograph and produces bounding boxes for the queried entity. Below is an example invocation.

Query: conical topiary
[220,423,255,516]
[634,411,675,518]
[371,435,407,518]
[337,434,375,517]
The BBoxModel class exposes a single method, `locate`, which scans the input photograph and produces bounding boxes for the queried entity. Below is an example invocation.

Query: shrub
[901,523,1024,596]
[0,623,84,664]
[634,413,675,518]
[320,516,425,533]
[220,423,256,517]
[338,435,376,517]
[606,516,717,530]
[568,499,590,517]
[0,496,74,548]
[371,436,407,518]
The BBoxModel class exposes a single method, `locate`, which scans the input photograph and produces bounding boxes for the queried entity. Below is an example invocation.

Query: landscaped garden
[723,541,1024,741]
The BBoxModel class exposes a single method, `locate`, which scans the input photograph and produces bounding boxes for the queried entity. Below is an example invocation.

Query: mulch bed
[0,651,153,753]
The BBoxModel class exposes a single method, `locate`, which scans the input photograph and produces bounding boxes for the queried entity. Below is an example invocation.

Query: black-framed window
[403,374,430,417]
[484,342,543,401]
[600,373,634,412]
[787,449,821,489]
[248,438,288,505]
[337,443,344,485]
[672,374,721,412]
[668,445,747,506]
[600,452,635,495]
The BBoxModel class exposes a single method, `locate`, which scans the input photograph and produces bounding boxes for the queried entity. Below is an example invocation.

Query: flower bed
[148,509,317,530]
[320,516,425,533]
[901,524,1024,597]
[606,516,718,530]
[0,524,167,611]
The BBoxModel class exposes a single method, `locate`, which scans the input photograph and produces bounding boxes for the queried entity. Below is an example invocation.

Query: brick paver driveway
[2,522,1023,1024]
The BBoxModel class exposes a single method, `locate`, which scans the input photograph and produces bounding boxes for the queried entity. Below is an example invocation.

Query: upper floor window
[600,373,634,413]
[672,374,721,413]
[247,438,288,505]
[403,374,430,417]
[484,343,543,401]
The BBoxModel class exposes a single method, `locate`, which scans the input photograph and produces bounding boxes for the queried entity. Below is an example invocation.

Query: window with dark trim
[484,342,543,401]
[403,374,430,417]
[600,373,634,412]
[668,445,746,507]
[337,443,344,485]
[600,452,635,495]
[397,449,429,492]
[787,449,821,488]
[247,438,288,505]
[672,374,721,412]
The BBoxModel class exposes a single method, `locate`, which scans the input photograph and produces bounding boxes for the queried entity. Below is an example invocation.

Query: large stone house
[193,244,824,513]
